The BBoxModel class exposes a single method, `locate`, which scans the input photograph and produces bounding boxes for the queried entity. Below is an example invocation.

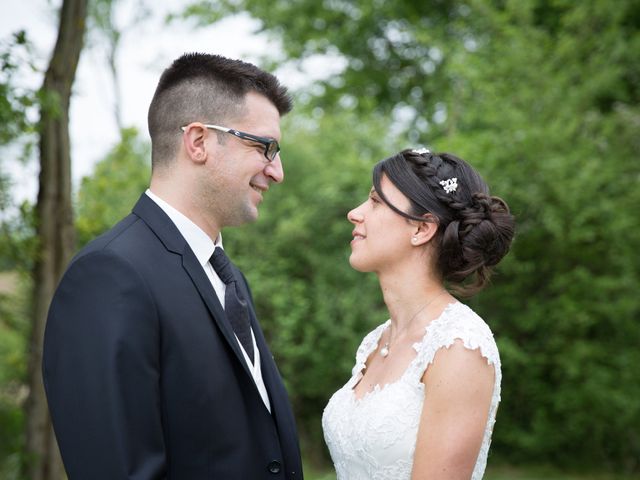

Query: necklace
[380,289,446,358]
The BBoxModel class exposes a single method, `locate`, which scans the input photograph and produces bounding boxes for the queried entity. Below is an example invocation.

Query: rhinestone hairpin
[439,178,458,194]
[411,147,430,155]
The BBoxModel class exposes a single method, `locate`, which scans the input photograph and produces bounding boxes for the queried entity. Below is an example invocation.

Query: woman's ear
[411,214,438,246]
[181,123,208,165]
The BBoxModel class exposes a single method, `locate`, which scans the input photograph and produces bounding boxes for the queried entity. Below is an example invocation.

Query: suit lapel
[238,273,300,437]
[248,302,302,468]
[131,194,254,381]
[181,251,254,380]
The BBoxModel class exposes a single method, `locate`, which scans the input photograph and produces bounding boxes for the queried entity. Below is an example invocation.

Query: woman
[322,148,515,479]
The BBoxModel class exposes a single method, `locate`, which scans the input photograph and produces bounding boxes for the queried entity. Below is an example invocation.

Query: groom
[43,53,302,479]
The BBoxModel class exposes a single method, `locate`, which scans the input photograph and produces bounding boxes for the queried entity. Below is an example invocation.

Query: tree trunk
[107,32,124,131]
[23,0,88,479]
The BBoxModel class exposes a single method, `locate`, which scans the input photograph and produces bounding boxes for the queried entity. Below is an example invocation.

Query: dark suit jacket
[43,194,303,479]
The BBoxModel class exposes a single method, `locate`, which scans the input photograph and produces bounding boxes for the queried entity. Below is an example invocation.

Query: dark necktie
[210,248,254,363]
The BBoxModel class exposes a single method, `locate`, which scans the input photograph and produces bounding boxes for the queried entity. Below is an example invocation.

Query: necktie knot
[210,248,235,284]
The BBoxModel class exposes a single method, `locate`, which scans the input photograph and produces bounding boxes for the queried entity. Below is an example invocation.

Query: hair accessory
[411,147,430,155]
[439,177,458,194]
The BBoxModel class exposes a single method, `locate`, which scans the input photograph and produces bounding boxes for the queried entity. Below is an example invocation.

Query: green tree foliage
[0,209,34,476]
[75,128,150,247]
[0,31,37,146]
[440,3,640,471]
[181,0,461,135]
[184,0,640,472]
[0,30,39,479]
[0,275,30,479]
[0,30,38,211]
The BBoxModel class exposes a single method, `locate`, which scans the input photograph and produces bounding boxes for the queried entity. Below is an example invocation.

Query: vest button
[267,460,281,474]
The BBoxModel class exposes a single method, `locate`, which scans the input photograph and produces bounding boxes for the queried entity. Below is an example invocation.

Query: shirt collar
[145,189,222,266]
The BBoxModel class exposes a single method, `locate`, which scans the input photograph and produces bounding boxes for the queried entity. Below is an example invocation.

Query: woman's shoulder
[430,301,494,335]
[419,302,500,367]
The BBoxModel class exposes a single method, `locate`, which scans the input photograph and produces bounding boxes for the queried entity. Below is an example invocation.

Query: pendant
[380,343,389,357]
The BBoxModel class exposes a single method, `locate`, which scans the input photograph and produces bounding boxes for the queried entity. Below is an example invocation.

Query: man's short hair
[148,53,293,168]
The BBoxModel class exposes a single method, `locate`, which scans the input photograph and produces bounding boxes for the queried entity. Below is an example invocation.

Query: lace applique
[408,302,501,384]
[349,320,390,381]
[322,302,501,480]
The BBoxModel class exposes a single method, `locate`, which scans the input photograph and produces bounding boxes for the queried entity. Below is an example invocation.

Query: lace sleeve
[408,303,501,384]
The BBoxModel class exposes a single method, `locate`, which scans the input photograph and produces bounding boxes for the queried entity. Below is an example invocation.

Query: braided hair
[372,148,515,297]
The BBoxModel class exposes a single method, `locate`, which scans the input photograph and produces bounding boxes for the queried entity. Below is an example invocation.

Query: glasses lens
[266,141,279,161]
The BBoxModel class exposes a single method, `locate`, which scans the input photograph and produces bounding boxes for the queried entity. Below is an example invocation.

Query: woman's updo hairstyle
[372,148,515,297]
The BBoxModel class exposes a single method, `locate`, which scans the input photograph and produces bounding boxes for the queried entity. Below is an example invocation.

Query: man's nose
[265,155,284,183]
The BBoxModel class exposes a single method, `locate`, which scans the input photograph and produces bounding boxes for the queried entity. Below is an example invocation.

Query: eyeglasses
[181,123,280,162]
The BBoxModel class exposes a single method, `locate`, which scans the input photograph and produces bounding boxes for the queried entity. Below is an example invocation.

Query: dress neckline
[350,302,459,402]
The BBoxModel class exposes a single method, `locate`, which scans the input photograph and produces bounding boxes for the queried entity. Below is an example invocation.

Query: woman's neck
[378,266,446,334]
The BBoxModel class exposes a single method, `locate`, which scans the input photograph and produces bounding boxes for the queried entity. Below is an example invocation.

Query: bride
[322,148,515,479]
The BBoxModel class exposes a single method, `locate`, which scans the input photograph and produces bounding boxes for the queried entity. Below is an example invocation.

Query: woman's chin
[348,255,371,273]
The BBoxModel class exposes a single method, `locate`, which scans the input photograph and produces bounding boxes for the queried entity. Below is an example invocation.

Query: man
[43,53,303,479]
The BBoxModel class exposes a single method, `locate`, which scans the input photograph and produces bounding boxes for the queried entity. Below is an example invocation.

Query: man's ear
[182,124,208,165]
[411,214,439,246]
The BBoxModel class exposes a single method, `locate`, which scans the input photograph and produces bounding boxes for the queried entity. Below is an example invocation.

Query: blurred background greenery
[1,0,639,479]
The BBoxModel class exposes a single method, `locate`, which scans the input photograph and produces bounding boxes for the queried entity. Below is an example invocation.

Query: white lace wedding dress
[322,302,501,480]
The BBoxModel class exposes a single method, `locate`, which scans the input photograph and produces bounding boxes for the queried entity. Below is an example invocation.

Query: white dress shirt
[145,189,271,412]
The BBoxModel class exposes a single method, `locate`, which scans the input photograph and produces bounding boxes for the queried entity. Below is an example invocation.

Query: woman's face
[347,174,415,273]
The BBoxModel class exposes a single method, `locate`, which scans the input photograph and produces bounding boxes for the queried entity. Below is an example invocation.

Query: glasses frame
[181,123,280,162]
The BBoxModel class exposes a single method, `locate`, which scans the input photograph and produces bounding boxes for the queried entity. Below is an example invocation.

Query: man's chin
[228,207,259,227]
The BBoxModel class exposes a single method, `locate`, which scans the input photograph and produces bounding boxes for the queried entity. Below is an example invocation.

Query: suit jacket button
[267,460,281,474]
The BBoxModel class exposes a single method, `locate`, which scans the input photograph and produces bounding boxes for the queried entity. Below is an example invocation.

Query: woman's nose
[347,206,363,224]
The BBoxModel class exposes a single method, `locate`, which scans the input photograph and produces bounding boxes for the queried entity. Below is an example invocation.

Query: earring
[412,237,418,243]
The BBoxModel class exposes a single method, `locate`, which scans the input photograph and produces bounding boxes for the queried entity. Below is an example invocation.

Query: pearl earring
[412,237,418,243]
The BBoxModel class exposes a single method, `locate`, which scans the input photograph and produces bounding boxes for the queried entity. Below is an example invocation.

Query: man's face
[199,91,284,228]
